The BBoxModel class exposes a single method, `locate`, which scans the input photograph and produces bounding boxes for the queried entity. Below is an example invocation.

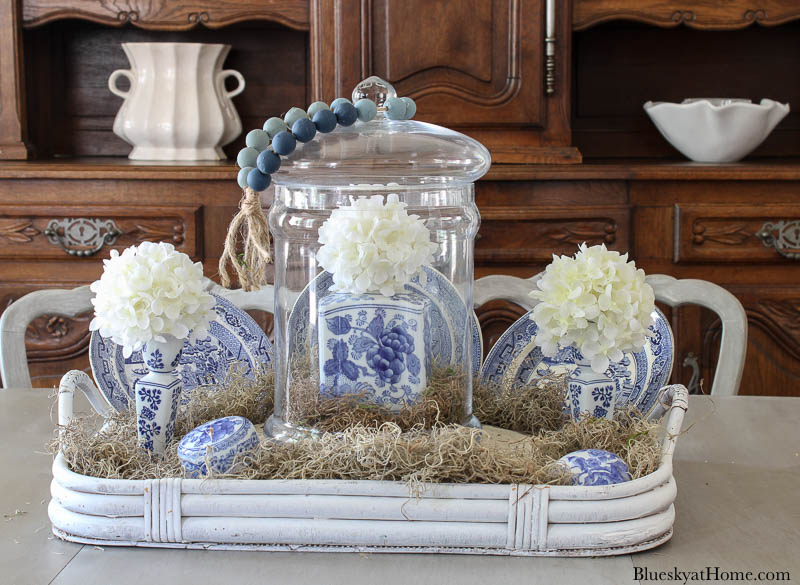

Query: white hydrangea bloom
[316,193,438,296]
[529,243,655,374]
[89,241,216,358]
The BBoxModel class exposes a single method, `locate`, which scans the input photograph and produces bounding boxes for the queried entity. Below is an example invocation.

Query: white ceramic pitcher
[109,42,245,160]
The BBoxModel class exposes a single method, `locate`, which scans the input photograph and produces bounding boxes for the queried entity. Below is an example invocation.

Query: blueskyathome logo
[634,566,791,583]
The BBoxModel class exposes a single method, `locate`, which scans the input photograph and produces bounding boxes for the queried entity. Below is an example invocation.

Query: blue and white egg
[178,416,260,479]
[557,449,632,486]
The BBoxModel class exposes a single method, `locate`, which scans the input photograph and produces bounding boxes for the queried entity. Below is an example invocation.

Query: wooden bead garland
[235,95,417,193]
[222,94,417,289]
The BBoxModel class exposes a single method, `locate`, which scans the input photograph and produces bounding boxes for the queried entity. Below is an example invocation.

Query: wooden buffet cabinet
[1,0,799,396]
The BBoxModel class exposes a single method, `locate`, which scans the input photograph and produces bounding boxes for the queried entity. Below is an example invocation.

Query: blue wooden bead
[245,129,270,151]
[354,98,377,122]
[330,97,351,111]
[334,102,358,126]
[256,149,281,174]
[292,117,317,143]
[263,117,288,138]
[236,147,259,169]
[307,101,330,117]
[400,97,417,119]
[237,166,254,189]
[271,130,297,156]
[385,97,407,120]
[312,109,337,133]
[284,107,307,128]
[247,168,271,192]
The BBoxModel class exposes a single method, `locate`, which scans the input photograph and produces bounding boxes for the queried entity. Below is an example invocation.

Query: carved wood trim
[0,219,39,243]
[25,312,92,362]
[574,0,800,31]
[130,223,186,245]
[1,290,92,363]
[543,222,617,246]
[22,0,310,31]
[675,203,800,263]
[0,0,29,160]
[691,221,751,246]
[698,289,800,396]
[746,299,800,362]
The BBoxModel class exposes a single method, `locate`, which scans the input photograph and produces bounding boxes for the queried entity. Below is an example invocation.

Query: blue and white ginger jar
[317,291,431,412]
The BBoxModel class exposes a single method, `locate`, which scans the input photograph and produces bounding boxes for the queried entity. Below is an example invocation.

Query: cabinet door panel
[370,0,543,127]
[311,0,579,162]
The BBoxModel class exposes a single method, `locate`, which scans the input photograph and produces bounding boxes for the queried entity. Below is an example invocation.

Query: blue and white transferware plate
[479,307,674,416]
[90,294,273,412]
[287,265,483,377]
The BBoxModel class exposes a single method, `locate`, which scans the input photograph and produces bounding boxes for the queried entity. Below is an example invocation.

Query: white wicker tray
[50,382,688,556]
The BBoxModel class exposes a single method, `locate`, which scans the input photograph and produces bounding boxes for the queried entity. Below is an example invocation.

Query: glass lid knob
[352,76,397,108]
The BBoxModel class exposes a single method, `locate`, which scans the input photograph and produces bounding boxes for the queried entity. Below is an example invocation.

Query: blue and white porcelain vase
[135,335,184,456]
[317,291,431,412]
[566,354,616,421]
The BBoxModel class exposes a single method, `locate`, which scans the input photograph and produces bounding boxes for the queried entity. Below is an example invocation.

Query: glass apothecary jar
[265,77,490,440]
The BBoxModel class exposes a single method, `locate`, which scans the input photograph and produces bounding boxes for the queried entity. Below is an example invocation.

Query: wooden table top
[1,388,798,585]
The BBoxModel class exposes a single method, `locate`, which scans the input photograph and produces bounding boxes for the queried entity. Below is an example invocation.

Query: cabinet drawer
[0,204,202,260]
[476,206,630,264]
[675,204,800,263]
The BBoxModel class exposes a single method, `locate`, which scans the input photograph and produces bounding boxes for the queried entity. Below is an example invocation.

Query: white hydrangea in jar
[529,243,656,420]
[314,193,439,411]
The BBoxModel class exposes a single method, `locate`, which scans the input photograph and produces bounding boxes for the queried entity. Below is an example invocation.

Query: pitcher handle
[108,69,134,99]
[218,69,245,99]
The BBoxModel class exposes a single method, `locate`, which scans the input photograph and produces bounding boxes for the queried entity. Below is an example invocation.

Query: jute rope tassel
[218,187,272,290]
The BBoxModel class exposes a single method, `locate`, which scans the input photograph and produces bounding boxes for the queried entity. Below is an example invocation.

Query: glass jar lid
[272,77,491,189]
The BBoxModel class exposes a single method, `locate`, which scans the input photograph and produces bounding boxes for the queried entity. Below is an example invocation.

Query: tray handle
[653,384,689,462]
[58,370,115,428]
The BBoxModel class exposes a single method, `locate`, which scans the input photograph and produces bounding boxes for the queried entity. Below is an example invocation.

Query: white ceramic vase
[109,42,245,161]
[135,335,184,456]
[565,355,616,421]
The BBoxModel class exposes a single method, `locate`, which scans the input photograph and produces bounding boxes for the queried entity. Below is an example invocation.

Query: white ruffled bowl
[643,98,790,163]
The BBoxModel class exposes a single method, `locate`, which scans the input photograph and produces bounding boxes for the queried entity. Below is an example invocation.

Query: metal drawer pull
[44,218,122,257]
[756,220,800,260]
